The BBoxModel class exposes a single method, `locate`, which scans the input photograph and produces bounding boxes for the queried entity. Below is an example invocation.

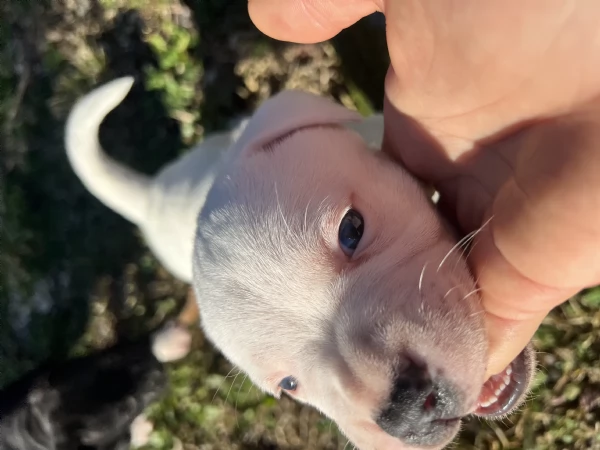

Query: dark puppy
[0,322,191,450]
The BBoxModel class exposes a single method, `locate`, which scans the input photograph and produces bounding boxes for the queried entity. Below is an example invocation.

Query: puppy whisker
[212,366,239,403]
[437,216,494,273]
[235,374,248,406]
[452,231,477,275]
[437,231,477,274]
[418,262,429,296]
[224,372,241,405]
[245,380,255,397]
[443,285,463,300]
[462,287,483,302]
[234,374,248,428]
[451,217,493,276]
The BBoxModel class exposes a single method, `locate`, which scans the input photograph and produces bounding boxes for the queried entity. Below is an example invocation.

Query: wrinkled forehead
[195,126,370,285]
[228,125,377,201]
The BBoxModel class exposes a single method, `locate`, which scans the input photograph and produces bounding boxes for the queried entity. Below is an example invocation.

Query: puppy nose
[375,360,461,447]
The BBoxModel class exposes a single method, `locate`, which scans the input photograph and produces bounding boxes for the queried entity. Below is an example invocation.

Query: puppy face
[193,93,535,450]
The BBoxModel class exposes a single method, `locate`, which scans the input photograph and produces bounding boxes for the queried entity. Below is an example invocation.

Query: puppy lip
[472,349,530,418]
[431,417,461,427]
[371,416,461,449]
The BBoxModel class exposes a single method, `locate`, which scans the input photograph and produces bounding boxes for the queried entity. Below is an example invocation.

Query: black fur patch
[0,334,167,450]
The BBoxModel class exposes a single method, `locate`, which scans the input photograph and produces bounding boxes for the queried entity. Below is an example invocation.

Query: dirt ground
[1,1,599,449]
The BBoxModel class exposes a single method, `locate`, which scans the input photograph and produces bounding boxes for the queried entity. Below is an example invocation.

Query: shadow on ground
[1,5,189,383]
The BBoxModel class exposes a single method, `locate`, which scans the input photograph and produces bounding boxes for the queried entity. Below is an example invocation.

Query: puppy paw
[130,414,153,448]
[151,321,192,362]
[176,289,200,326]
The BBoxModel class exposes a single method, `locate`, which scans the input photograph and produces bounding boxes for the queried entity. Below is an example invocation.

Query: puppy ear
[234,90,362,152]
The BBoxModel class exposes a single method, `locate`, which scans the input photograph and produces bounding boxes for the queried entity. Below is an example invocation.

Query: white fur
[65,78,375,282]
[66,79,489,450]
[150,321,192,363]
[65,78,150,225]
[129,414,153,448]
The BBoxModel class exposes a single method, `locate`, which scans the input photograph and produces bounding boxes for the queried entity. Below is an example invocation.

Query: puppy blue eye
[338,209,364,256]
[279,376,298,391]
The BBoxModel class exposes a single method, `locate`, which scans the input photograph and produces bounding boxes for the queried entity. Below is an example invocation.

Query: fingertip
[248,0,302,42]
[468,213,573,378]
[469,213,574,316]
[248,0,378,44]
[484,312,544,378]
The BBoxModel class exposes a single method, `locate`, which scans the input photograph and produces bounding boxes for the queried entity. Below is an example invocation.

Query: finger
[248,0,379,44]
[484,311,546,378]
[470,109,600,375]
[471,215,581,377]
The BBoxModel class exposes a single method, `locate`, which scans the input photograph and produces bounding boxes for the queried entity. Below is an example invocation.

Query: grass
[1,0,599,449]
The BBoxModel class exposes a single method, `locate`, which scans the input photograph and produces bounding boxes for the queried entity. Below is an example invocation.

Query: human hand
[248,0,600,376]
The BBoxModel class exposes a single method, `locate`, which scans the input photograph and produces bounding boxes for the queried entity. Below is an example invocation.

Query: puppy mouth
[473,348,532,418]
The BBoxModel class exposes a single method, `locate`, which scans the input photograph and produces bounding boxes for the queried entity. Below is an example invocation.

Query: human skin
[248,0,600,377]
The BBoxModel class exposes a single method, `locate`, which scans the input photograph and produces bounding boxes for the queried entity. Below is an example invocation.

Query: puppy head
[193,91,536,450]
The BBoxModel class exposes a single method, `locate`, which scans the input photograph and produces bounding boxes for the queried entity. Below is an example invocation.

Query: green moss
[144,19,203,145]
[580,286,600,308]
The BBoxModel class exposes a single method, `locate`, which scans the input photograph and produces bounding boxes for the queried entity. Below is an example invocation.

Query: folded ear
[234,90,363,152]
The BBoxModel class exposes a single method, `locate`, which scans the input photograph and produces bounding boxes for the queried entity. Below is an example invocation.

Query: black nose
[375,360,462,447]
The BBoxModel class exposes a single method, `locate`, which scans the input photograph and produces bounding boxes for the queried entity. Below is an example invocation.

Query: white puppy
[65,78,535,450]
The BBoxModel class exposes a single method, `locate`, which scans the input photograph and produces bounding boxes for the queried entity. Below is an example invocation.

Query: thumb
[484,311,547,379]
[248,0,380,44]
[471,218,581,378]
[470,112,600,377]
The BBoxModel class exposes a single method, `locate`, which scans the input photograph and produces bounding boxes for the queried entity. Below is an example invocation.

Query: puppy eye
[278,376,298,392]
[338,209,364,256]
